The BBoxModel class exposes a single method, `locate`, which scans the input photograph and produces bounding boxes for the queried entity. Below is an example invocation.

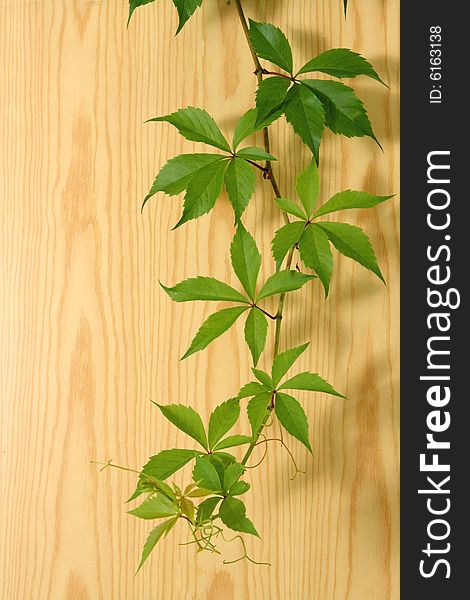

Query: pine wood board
[0,1,399,598]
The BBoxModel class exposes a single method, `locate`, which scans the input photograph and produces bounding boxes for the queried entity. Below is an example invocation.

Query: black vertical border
[401,3,467,597]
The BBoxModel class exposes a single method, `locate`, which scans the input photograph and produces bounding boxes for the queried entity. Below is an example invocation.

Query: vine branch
[233,0,300,469]
[120,0,390,571]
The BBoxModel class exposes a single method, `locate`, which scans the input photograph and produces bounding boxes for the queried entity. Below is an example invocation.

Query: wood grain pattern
[0,1,399,598]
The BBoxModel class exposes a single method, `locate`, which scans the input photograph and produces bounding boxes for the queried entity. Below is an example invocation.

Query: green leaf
[142,153,223,211]
[224,157,255,221]
[127,479,158,504]
[284,84,325,163]
[230,224,261,301]
[280,371,345,398]
[211,451,237,474]
[229,481,250,496]
[213,434,252,451]
[155,480,177,500]
[244,309,268,367]
[298,224,333,297]
[196,497,222,524]
[172,483,183,496]
[252,368,274,388]
[297,48,385,85]
[271,342,310,387]
[237,381,270,399]
[172,0,202,34]
[236,147,277,162]
[157,404,208,450]
[275,198,307,221]
[182,482,196,495]
[233,110,257,150]
[136,517,177,572]
[219,496,259,537]
[343,0,348,16]
[192,456,222,492]
[317,221,384,282]
[247,392,272,437]
[161,276,249,304]
[141,449,198,482]
[314,189,394,218]
[255,76,292,126]
[232,108,284,150]
[148,107,231,152]
[208,398,240,450]
[127,476,176,503]
[128,0,156,26]
[271,221,306,267]
[223,462,245,492]
[180,497,195,522]
[302,80,379,146]
[182,306,248,359]
[296,160,320,218]
[257,270,315,301]
[153,154,222,197]
[275,392,312,452]
[206,453,233,485]
[186,487,213,498]
[248,20,293,74]
[175,159,228,228]
[212,451,237,466]
[128,494,179,520]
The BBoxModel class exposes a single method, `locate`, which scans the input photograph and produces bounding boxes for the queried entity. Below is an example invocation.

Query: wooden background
[0,1,399,598]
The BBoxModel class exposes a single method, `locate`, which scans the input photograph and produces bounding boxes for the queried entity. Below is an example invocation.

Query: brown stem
[241,158,269,173]
[254,305,278,320]
[233,0,263,73]
[273,246,295,355]
[232,0,287,223]
[263,70,296,81]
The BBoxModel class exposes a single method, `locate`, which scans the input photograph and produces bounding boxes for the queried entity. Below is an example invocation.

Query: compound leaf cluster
[271,161,393,295]
[142,107,278,225]
[162,223,315,364]
[248,19,385,162]
[121,0,395,572]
